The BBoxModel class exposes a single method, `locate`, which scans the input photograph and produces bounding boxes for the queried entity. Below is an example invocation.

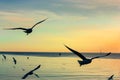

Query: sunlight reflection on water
[0,54,120,80]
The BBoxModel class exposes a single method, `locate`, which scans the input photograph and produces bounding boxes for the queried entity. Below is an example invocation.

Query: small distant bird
[22,68,25,71]
[22,65,41,79]
[27,57,29,59]
[64,45,111,66]
[12,57,17,65]
[5,18,47,35]
[2,54,6,60]
[59,53,61,56]
[108,75,114,80]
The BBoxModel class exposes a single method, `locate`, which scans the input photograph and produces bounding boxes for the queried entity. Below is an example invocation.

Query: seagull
[2,54,6,60]
[22,65,41,79]
[5,18,47,35]
[64,45,111,66]
[108,75,114,80]
[12,57,17,65]
[22,68,25,71]
[59,53,61,56]
[27,57,29,59]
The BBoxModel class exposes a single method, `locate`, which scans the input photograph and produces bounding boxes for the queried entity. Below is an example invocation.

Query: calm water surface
[0,53,120,80]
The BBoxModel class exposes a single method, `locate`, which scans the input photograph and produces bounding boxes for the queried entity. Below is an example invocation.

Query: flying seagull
[22,65,41,79]
[12,57,17,65]
[2,54,6,60]
[59,53,61,56]
[5,18,47,35]
[108,75,114,80]
[27,57,29,59]
[64,45,111,66]
[22,68,25,71]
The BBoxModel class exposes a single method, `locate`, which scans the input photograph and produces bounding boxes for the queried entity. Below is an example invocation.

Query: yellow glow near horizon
[1,26,120,52]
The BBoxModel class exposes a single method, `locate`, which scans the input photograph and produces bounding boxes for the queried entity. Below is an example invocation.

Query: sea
[0,52,120,80]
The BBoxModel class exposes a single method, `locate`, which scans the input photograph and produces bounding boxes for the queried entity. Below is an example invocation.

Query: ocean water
[0,52,120,80]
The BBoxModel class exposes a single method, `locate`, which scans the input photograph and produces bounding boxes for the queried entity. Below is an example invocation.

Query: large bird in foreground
[108,75,114,80]
[5,18,47,35]
[64,45,111,66]
[22,65,41,79]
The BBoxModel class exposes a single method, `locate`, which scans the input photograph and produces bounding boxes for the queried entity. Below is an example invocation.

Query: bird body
[2,54,6,60]
[23,28,32,35]
[12,57,17,65]
[59,53,61,56]
[78,59,92,66]
[64,45,111,66]
[27,57,29,59]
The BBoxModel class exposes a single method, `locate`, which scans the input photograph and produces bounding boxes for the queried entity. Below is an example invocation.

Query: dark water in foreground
[0,52,120,80]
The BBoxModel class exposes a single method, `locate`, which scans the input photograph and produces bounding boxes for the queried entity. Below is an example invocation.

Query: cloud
[66,0,120,6]
[94,0,120,6]
[0,11,33,23]
[0,11,20,16]
[4,15,33,23]
[74,4,96,10]
[32,10,88,21]
[62,0,120,14]
[0,10,88,24]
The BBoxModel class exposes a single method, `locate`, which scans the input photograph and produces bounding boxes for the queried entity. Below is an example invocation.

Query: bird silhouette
[59,53,61,56]
[108,75,114,80]
[27,57,29,59]
[64,45,111,66]
[5,18,47,35]
[2,54,6,60]
[22,65,41,79]
[22,68,25,71]
[12,57,17,65]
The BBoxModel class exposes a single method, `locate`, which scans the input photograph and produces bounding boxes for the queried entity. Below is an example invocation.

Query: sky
[0,0,120,52]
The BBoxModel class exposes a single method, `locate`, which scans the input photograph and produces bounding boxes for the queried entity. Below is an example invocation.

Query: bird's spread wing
[91,52,111,59]
[21,72,30,79]
[4,28,27,30]
[31,18,48,29]
[108,75,114,80]
[64,45,87,60]
[34,73,40,78]
[32,65,41,72]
